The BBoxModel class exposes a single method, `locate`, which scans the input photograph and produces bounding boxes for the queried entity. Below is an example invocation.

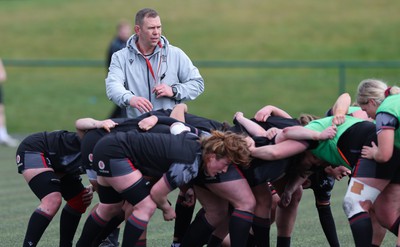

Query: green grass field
[1,0,400,246]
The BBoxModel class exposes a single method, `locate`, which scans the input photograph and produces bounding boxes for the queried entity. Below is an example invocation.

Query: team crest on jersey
[98,160,105,170]
[88,153,93,163]
[16,155,23,168]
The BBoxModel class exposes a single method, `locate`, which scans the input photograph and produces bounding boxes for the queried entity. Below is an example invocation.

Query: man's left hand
[153,84,173,98]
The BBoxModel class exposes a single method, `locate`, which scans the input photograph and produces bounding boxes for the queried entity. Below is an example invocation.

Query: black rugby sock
[229,209,254,247]
[121,215,148,247]
[349,212,372,247]
[207,234,223,247]
[317,204,340,247]
[94,212,124,246]
[252,216,270,247]
[107,227,121,246]
[389,215,400,236]
[181,208,215,247]
[23,209,53,247]
[173,195,195,242]
[246,233,256,247]
[59,204,82,247]
[76,211,108,247]
[276,236,291,247]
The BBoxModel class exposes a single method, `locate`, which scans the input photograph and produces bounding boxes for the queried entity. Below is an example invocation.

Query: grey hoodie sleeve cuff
[123,93,134,107]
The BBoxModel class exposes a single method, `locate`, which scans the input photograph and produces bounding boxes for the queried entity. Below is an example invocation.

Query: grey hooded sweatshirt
[106,34,205,118]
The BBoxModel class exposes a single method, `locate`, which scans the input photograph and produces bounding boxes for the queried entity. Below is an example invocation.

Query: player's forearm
[269,105,292,118]
[236,113,267,137]
[281,126,321,141]
[286,174,308,194]
[332,93,351,116]
[75,118,101,130]
[150,176,173,211]
[170,103,187,122]
[75,118,101,138]
[251,145,280,160]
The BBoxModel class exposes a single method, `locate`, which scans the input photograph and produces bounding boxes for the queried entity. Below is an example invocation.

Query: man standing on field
[105,8,204,118]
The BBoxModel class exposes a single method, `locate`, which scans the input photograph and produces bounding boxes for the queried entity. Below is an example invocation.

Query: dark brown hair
[135,8,159,26]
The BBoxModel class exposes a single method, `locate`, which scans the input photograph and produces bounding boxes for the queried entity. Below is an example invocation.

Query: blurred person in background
[106,20,132,119]
[105,8,204,118]
[0,58,19,147]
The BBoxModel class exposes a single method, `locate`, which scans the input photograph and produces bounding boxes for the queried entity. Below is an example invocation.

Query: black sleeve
[156,116,203,136]
[306,140,319,150]
[157,116,181,126]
